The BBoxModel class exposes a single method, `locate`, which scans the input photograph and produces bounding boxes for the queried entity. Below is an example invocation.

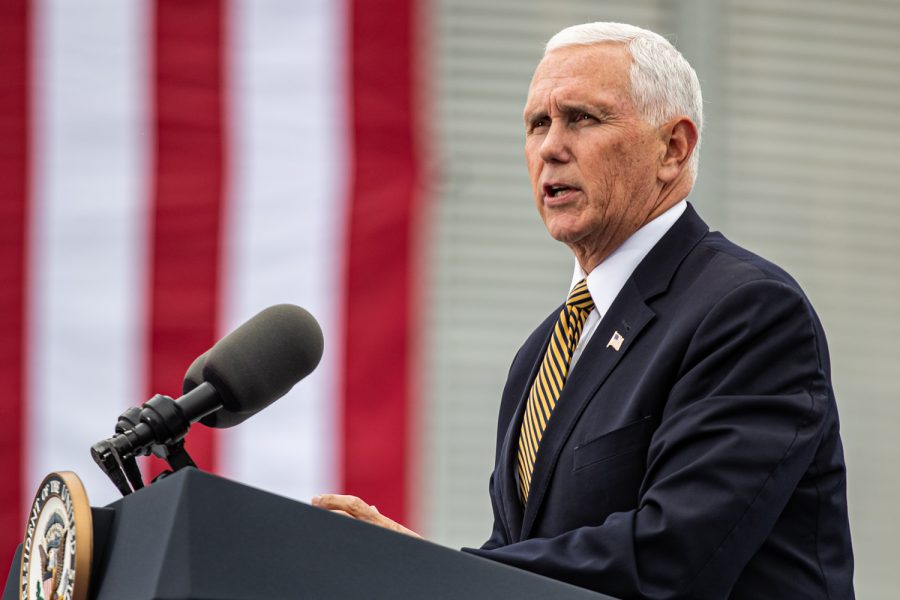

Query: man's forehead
[525,43,632,108]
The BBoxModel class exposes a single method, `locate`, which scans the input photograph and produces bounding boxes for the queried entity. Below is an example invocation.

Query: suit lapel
[496,309,558,541]
[497,400,526,540]
[520,282,655,538]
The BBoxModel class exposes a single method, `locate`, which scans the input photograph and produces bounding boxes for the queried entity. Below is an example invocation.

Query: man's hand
[311,494,422,539]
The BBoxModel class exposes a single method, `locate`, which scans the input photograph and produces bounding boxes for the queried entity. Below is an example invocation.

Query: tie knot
[566,279,594,312]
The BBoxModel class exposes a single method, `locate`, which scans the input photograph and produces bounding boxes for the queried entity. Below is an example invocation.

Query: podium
[4,469,614,599]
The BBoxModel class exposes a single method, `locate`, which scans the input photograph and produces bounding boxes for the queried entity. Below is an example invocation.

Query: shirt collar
[570,200,687,317]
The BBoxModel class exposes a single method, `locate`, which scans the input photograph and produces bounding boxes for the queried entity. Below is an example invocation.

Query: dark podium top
[4,468,615,600]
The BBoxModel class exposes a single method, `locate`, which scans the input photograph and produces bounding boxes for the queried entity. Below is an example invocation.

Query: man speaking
[314,22,855,599]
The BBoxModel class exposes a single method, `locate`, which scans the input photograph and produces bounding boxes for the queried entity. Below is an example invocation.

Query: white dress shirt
[568,200,687,371]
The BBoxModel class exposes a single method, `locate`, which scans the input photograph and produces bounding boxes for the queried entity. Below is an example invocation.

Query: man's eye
[574,112,593,122]
[528,118,550,132]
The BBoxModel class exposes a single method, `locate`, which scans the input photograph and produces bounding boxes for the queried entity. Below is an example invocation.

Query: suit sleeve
[465,278,832,600]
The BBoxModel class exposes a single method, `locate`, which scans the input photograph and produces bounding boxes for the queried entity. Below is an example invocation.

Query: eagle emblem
[37,511,69,600]
[20,472,93,600]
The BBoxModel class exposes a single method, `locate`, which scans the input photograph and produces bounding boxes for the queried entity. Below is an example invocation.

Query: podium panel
[4,469,614,600]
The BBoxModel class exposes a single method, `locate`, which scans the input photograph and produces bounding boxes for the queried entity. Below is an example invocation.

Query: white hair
[546,22,703,177]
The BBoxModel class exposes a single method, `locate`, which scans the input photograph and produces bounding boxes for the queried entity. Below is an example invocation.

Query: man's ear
[657,117,698,183]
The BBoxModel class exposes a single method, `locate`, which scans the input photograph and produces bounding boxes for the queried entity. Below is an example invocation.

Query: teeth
[551,186,570,197]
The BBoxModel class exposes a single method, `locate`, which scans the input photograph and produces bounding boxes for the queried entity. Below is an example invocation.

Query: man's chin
[544,221,589,246]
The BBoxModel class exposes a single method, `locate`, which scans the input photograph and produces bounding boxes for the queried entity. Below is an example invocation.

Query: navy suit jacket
[465,205,854,599]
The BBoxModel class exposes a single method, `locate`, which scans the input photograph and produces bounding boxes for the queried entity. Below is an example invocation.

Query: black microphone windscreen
[182,351,207,395]
[201,304,324,420]
[183,351,250,428]
[186,350,256,429]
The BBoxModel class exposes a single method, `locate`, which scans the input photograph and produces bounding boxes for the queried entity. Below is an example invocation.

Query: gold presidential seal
[20,472,92,600]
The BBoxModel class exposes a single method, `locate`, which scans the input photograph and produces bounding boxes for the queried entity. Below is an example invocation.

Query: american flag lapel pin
[607,331,624,351]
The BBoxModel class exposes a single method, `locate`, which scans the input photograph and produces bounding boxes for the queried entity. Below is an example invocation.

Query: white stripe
[219,0,347,501]
[27,0,148,507]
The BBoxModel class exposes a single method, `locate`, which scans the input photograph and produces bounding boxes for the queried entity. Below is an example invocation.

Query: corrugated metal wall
[423,1,900,596]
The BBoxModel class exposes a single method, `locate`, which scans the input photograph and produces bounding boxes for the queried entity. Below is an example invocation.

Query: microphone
[183,302,324,428]
[182,352,252,429]
[91,304,323,492]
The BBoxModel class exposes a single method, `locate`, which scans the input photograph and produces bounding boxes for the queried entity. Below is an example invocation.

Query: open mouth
[544,183,577,198]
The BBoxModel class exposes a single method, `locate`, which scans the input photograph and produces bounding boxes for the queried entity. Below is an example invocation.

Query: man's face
[524,43,666,268]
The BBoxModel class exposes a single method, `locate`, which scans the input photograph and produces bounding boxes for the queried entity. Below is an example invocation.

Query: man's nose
[539,121,570,162]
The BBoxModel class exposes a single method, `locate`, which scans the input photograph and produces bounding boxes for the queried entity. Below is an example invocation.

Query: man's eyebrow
[558,99,614,116]
[524,101,613,124]
[523,108,548,125]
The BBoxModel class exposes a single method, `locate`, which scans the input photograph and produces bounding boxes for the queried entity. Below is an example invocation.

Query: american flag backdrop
[0,0,428,569]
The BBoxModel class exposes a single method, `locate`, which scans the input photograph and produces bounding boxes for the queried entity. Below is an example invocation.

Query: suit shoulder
[691,231,807,295]
[680,231,831,366]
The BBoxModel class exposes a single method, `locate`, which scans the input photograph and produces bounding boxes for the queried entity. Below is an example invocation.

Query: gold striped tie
[517,278,595,503]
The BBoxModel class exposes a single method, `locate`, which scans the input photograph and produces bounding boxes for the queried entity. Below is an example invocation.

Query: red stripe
[146,0,227,475]
[0,0,30,568]
[342,0,423,524]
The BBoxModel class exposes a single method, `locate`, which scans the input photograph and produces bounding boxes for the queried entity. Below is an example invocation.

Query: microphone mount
[91,383,218,495]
